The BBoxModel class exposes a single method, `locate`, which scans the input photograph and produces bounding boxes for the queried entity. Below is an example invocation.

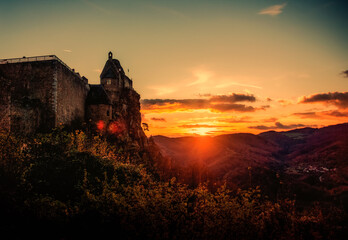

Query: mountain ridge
[151,123,348,203]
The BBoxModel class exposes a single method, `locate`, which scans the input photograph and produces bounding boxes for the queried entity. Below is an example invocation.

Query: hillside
[152,133,281,195]
[261,123,348,202]
[0,125,346,239]
[152,123,348,202]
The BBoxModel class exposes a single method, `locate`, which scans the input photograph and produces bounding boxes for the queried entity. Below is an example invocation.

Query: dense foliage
[0,128,346,239]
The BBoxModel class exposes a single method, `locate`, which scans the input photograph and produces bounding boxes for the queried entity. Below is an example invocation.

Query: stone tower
[100,51,133,103]
[86,52,147,149]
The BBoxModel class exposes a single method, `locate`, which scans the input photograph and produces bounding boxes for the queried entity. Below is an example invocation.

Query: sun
[191,127,215,136]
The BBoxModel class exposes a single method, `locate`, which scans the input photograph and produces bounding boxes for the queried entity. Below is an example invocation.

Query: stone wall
[0,61,56,134]
[101,78,121,103]
[56,64,89,126]
[86,104,112,124]
[0,59,89,134]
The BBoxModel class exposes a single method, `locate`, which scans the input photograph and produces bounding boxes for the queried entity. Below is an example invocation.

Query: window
[107,79,111,85]
[107,110,110,116]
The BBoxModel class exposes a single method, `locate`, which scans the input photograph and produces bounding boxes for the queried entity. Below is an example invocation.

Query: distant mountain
[261,123,348,202]
[152,123,348,203]
[152,133,281,195]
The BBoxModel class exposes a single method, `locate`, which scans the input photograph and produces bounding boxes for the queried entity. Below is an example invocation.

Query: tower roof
[100,51,125,79]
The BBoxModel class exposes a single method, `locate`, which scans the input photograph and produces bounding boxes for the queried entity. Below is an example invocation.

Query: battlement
[0,55,88,85]
[0,55,57,64]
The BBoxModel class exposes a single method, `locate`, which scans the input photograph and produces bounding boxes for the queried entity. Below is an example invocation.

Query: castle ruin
[0,52,146,147]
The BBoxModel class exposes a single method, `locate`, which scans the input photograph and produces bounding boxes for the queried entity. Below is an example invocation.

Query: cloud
[206,130,235,135]
[249,122,305,130]
[263,117,278,122]
[211,104,255,112]
[259,3,287,16]
[322,110,348,117]
[179,124,224,128]
[275,122,306,129]
[218,116,253,123]
[260,105,270,110]
[342,70,348,78]
[63,49,72,53]
[148,86,177,96]
[141,93,258,113]
[293,112,318,119]
[215,81,262,89]
[142,98,209,110]
[299,92,348,109]
[150,117,167,122]
[210,94,256,103]
[197,93,212,97]
[278,99,293,106]
[293,110,348,118]
[187,70,213,87]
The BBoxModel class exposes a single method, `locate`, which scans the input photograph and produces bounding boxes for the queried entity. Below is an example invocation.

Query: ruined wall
[86,104,112,124]
[0,59,89,135]
[0,61,56,134]
[56,64,89,126]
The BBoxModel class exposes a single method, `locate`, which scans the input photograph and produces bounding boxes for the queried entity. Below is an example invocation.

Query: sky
[1,0,347,137]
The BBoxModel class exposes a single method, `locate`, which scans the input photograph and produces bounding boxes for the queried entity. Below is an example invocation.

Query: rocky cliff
[97,87,169,177]
[111,88,148,149]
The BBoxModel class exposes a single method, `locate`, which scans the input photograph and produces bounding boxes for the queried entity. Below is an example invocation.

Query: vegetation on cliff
[0,128,346,239]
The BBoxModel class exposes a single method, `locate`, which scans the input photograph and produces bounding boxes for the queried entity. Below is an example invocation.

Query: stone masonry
[0,55,89,134]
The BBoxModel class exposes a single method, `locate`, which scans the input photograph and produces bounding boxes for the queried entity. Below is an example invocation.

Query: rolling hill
[152,123,348,202]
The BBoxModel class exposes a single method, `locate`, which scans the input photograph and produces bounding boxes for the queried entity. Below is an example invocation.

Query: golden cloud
[293,110,348,119]
[249,122,306,130]
[141,93,260,113]
[150,117,167,122]
[258,3,287,16]
[299,92,348,109]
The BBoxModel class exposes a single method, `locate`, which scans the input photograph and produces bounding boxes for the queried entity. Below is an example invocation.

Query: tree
[142,123,149,131]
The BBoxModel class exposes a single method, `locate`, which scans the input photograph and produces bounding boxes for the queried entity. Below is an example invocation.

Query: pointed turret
[100,51,133,103]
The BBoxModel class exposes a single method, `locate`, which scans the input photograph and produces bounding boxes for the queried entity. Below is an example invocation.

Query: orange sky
[141,91,348,137]
[1,0,347,137]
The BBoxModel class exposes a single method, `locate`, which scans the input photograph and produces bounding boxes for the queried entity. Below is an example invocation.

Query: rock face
[108,88,148,150]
